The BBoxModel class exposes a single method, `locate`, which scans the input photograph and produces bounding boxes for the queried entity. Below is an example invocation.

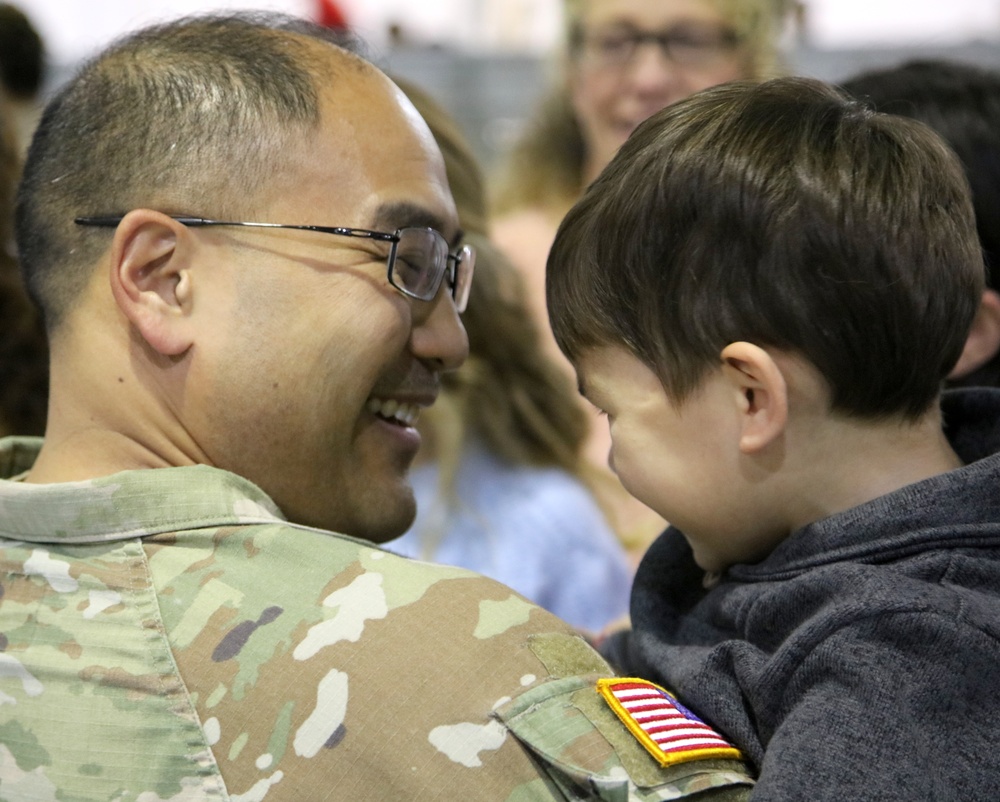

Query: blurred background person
[0,93,47,437]
[389,76,632,632]
[0,2,46,155]
[841,59,1000,390]
[491,0,795,558]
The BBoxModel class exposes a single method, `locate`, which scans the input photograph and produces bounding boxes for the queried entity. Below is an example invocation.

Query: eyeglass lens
[392,228,449,301]
[583,24,737,68]
[390,228,474,313]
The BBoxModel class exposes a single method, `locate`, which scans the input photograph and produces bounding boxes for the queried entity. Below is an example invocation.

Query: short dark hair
[546,77,983,420]
[841,60,1000,390]
[841,60,1000,290]
[15,12,365,329]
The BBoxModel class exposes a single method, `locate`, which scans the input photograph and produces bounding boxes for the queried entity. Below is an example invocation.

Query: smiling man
[0,12,754,802]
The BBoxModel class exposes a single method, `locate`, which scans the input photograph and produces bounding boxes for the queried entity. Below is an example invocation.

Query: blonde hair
[494,0,794,214]
[392,77,591,501]
[427,233,589,497]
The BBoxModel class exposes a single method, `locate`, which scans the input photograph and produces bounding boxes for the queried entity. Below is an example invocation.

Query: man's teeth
[366,397,420,426]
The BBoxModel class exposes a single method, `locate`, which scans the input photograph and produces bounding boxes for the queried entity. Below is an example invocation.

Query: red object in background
[317,0,350,30]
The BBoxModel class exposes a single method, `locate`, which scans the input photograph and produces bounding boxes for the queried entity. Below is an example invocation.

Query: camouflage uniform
[0,437,752,801]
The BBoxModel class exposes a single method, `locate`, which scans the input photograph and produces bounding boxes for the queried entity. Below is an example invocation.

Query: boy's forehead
[576,344,638,393]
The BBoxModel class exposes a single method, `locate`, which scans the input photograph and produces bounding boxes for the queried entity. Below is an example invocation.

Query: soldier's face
[194,64,467,540]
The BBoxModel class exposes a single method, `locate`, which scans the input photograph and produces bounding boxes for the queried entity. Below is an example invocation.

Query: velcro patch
[596,678,742,767]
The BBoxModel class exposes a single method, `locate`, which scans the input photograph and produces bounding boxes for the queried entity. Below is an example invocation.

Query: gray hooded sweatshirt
[602,388,1000,801]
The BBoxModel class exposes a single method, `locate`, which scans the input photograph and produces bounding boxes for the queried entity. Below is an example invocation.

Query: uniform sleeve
[149,525,753,801]
[494,672,754,801]
[752,611,1000,800]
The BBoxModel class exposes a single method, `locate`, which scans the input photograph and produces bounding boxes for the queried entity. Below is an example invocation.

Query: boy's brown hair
[546,77,984,419]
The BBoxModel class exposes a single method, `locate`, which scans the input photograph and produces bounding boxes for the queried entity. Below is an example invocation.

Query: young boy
[546,76,1000,800]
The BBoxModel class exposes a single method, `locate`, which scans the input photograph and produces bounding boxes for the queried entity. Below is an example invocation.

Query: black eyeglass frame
[572,25,741,69]
[73,214,475,313]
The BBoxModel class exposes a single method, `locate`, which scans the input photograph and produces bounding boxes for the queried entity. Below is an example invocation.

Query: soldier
[0,12,752,800]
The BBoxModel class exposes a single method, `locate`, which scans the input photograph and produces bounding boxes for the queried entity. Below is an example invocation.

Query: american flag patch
[596,678,742,767]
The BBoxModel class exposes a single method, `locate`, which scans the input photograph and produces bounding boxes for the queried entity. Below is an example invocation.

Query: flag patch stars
[596,678,743,767]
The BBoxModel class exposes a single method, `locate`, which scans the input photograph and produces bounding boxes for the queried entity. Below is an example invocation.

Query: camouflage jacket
[0,437,753,801]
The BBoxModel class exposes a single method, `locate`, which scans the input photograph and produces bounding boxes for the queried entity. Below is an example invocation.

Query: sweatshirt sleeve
[750,610,1000,801]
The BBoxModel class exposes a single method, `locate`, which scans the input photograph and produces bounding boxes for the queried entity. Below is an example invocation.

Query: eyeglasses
[576,24,740,70]
[74,214,476,313]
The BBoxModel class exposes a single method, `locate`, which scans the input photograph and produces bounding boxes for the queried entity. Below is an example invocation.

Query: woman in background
[492,0,794,558]
[389,77,632,632]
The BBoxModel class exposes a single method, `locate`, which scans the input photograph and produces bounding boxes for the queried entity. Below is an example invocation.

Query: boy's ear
[719,341,788,454]
[949,289,1000,380]
[107,210,196,357]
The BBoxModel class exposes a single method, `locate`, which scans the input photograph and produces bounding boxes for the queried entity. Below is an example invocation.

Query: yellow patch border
[596,677,743,767]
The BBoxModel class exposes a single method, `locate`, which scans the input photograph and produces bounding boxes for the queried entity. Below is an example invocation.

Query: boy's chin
[689,541,730,576]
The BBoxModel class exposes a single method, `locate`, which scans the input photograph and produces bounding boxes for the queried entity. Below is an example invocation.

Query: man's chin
[349,488,417,545]
[288,480,417,544]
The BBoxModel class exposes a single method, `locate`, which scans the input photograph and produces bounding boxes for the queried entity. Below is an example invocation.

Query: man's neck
[26,365,205,484]
[25,431,181,484]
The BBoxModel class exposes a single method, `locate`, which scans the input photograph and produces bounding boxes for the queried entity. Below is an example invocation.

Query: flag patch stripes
[596,678,743,767]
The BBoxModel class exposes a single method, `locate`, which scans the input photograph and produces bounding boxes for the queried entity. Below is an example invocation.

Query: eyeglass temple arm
[75,216,400,244]
[74,215,225,228]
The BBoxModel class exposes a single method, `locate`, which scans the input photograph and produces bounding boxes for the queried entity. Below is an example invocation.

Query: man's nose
[409,287,469,372]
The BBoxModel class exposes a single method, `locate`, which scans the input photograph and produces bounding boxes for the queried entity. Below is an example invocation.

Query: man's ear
[949,289,1000,380]
[107,210,195,357]
[719,341,788,454]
